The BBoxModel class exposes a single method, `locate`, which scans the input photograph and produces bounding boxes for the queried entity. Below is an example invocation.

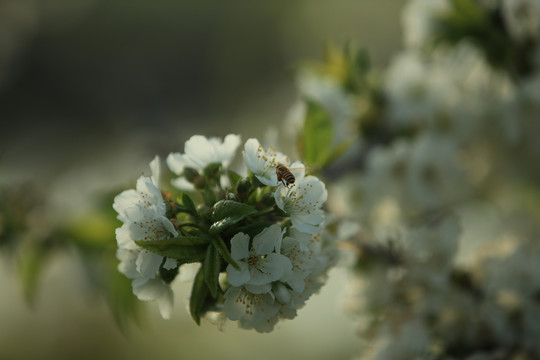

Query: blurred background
[0,1,405,359]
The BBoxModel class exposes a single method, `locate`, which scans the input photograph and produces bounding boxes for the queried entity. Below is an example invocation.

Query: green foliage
[203,243,221,298]
[211,236,240,271]
[190,265,212,325]
[227,170,243,190]
[304,43,372,95]
[342,44,371,94]
[209,200,257,234]
[300,99,334,169]
[18,244,49,306]
[159,261,180,284]
[203,162,222,181]
[181,193,198,218]
[202,188,218,207]
[136,236,210,263]
[233,221,273,238]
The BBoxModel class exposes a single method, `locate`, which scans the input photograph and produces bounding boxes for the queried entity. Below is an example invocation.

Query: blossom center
[246,254,268,273]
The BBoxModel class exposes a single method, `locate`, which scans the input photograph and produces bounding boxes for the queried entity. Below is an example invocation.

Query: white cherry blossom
[113,156,178,319]
[116,247,177,319]
[274,175,328,234]
[279,229,317,293]
[223,286,280,330]
[226,225,292,294]
[242,138,291,186]
[502,0,540,41]
[167,134,241,190]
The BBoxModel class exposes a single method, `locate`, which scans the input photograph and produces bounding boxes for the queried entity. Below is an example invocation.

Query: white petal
[132,276,150,288]
[136,251,162,278]
[167,152,192,174]
[163,257,177,270]
[157,286,174,319]
[242,138,265,174]
[273,282,292,304]
[286,228,314,246]
[284,272,306,293]
[223,287,279,325]
[245,283,272,294]
[230,232,250,260]
[184,135,217,168]
[291,213,324,234]
[115,224,137,250]
[289,161,306,182]
[252,225,282,255]
[177,263,201,282]
[223,287,245,321]
[116,248,140,279]
[123,204,146,223]
[156,215,179,238]
[274,187,286,211]
[149,155,161,186]
[301,175,328,204]
[255,174,279,187]
[136,176,161,201]
[226,261,251,286]
[170,177,195,191]
[133,277,167,301]
[219,134,241,167]
[113,189,139,221]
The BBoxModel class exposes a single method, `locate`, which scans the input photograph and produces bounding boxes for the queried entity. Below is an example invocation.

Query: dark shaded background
[0,2,406,359]
[0,0,404,183]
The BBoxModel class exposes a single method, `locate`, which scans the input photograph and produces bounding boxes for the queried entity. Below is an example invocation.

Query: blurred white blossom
[167,134,241,190]
[402,0,449,49]
[113,156,178,319]
[502,0,540,41]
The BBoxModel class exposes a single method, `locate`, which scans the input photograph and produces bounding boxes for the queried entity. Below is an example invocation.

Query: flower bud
[197,204,212,220]
[183,167,200,183]
[202,188,217,207]
[236,178,251,200]
[260,192,275,207]
[203,162,222,180]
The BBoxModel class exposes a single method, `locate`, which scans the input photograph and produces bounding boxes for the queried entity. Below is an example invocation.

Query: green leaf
[301,99,333,167]
[19,245,48,306]
[190,266,210,325]
[233,221,273,238]
[209,218,237,234]
[183,167,200,183]
[203,244,221,298]
[212,236,241,271]
[227,170,242,189]
[203,162,222,179]
[209,200,257,234]
[322,138,354,168]
[159,261,180,284]
[212,200,257,222]
[135,236,210,262]
[202,188,217,207]
[181,193,197,217]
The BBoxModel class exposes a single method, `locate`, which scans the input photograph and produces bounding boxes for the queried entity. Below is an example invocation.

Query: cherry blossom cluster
[306,0,540,359]
[113,134,335,332]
